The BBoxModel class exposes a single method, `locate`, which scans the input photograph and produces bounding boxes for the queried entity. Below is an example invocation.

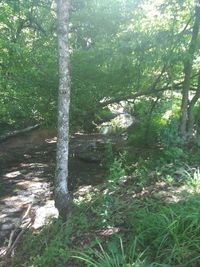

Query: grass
[10,147,200,267]
[71,238,148,267]
[128,196,200,266]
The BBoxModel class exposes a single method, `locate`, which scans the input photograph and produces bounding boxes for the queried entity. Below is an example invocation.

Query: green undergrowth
[11,148,200,267]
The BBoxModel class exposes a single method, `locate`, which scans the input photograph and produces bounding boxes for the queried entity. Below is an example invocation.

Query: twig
[0,203,34,259]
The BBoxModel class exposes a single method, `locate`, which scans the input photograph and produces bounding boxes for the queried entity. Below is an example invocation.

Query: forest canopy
[0,0,200,142]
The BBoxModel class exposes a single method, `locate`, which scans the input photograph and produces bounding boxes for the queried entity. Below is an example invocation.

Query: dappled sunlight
[1,132,199,266]
[1,0,200,265]
[20,162,48,168]
[73,185,99,205]
[0,130,109,256]
[152,184,195,203]
[75,185,93,195]
[162,109,173,120]
[97,227,120,237]
[1,195,33,207]
[0,147,55,249]
[45,137,57,144]
[16,180,46,189]
[4,171,21,179]
[0,173,53,246]
[123,178,199,205]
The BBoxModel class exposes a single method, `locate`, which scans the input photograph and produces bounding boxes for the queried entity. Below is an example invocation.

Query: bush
[162,146,184,162]
[159,119,183,148]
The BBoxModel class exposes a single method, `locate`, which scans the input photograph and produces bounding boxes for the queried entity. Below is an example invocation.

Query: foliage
[0,0,58,129]
[2,0,200,266]
[128,195,200,267]
[159,119,183,148]
[186,167,200,191]
[108,156,126,183]
[196,134,200,147]
[103,141,114,170]
[163,147,183,162]
[0,0,199,137]
[11,219,72,267]
[72,238,148,267]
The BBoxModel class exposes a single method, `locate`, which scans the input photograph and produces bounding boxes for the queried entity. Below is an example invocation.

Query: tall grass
[71,194,200,267]
[128,195,200,267]
[72,238,148,267]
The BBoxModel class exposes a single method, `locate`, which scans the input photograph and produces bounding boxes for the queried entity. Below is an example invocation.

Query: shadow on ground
[0,134,106,253]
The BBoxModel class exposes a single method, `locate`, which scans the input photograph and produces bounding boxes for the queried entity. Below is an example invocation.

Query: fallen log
[0,124,40,143]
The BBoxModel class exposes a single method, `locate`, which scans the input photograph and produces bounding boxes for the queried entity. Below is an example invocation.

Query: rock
[32,200,58,229]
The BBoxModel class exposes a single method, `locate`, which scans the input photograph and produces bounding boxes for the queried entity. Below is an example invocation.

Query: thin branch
[0,93,19,101]
[99,73,199,108]
[0,204,34,261]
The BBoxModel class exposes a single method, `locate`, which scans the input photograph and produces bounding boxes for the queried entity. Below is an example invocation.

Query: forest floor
[0,129,106,259]
[0,129,200,267]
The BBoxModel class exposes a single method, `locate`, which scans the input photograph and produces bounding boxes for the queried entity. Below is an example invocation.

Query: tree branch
[99,73,200,108]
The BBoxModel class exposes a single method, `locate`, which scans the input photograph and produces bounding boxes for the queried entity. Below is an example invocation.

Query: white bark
[55,0,70,220]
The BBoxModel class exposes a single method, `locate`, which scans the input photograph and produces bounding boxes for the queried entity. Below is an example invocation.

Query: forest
[0,0,200,266]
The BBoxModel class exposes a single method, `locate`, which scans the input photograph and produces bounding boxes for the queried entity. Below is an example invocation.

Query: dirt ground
[0,129,106,256]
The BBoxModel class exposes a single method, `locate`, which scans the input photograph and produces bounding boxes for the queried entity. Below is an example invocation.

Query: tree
[55,0,70,220]
[1,0,200,144]
[180,0,200,140]
[0,0,58,128]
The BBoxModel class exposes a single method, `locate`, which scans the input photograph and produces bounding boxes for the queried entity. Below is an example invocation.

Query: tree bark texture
[180,0,200,139]
[55,0,70,220]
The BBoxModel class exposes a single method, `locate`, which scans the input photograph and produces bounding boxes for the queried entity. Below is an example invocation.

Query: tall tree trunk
[187,72,200,138]
[55,0,70,220]
[180,0,200,140]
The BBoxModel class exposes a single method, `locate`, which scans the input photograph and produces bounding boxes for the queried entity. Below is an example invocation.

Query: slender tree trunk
[55,0,70,220]
[180,0,200,140]
[187,72,200,138]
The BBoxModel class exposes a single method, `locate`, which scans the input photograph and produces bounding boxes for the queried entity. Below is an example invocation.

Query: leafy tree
[1,0,200,144]
[180,0,200,140]
[0,0,58,128]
